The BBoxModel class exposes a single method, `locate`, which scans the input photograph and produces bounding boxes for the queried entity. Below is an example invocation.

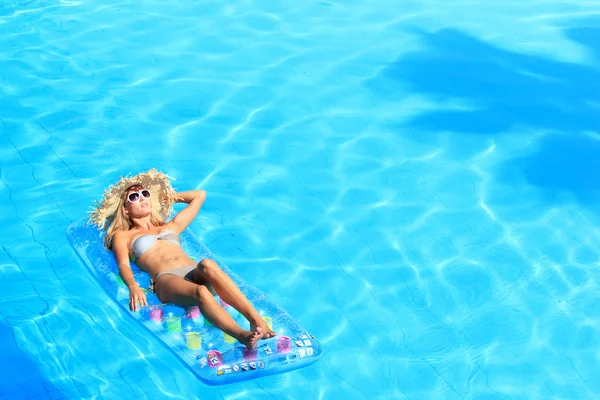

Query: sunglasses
[126,189,151,203]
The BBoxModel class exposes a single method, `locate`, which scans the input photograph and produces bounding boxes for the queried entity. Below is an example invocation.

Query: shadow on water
[367,21,600,209]
[0,315,69,400]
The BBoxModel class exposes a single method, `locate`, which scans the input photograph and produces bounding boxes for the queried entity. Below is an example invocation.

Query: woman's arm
[170,189,207,232]
[112,231,148,311]
[113,231,138,288]
[175,190,206,204]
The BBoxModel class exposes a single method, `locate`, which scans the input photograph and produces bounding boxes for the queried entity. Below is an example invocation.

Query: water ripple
[3,0,600,398]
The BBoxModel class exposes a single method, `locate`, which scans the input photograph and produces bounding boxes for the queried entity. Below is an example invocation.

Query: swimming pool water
[2,0,600,399]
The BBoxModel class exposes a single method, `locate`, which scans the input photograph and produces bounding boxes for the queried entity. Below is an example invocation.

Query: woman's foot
[250,317,277,339]
[237,327,264,349]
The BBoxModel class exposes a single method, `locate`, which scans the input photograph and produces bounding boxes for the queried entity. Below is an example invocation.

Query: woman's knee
[197,258,221,279]
[194,285,213,302]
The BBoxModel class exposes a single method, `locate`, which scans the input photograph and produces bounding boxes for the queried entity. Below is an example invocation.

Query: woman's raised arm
[170,190,207,232]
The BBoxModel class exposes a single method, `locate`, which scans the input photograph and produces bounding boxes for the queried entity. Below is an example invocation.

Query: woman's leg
[192,258,277,338]
[155,274,264,349]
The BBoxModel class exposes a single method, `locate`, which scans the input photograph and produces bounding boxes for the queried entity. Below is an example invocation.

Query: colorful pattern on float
[66,219,323,386]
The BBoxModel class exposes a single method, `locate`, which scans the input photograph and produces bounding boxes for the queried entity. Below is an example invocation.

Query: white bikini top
[130,230,181,261]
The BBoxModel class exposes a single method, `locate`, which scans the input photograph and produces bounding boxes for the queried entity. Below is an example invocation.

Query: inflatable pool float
[66,219,323,385]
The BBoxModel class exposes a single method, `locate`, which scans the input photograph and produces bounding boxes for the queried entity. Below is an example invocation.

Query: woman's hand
[129,284,148,312]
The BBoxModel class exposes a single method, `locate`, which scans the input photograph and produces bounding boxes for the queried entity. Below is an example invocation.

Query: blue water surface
[2,0,600,399]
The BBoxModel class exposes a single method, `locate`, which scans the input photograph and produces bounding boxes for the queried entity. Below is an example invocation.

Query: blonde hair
[104,185,166,249]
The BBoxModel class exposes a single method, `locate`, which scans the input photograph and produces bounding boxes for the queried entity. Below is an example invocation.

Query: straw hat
[87,168,178,230]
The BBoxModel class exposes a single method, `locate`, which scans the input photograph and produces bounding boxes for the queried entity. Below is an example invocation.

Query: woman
[88,168,276,349]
